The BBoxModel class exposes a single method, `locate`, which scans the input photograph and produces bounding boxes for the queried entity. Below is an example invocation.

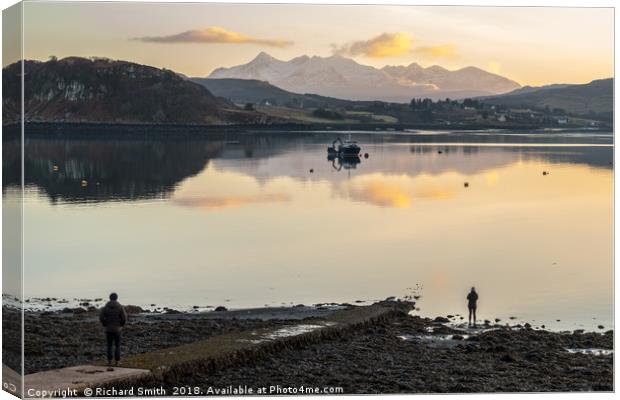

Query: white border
[0,1,616,400]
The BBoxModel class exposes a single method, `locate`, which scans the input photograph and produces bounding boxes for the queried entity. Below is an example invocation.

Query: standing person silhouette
[99,292,127,370]
[467,287,478,327]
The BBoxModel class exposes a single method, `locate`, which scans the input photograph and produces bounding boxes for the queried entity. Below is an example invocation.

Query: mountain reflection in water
[2,130,613,332]
[3,131,612,204]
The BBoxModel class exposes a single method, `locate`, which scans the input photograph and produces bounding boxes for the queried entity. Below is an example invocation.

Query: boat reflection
[3,130,612,205]
[328,153,361,171]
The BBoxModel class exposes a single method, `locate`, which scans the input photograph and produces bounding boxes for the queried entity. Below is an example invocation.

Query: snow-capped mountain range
[208,52,521,102]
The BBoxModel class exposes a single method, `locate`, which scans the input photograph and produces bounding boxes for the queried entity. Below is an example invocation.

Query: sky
[6,2,614,86]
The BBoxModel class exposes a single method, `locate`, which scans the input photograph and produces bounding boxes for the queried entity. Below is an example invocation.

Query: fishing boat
[327,137,361,158]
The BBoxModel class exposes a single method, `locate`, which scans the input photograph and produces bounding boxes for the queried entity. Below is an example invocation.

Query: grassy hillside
[2,58,267,125]
[191,77,361,109]
[481,78,613,120]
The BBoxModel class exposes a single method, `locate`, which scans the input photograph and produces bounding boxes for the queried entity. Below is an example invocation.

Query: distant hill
[2,57,266,125]
[381,64,520,96]
[498,83,571,96]
[191,77,361,108]
[192,77,309,106]
[207,52,521,102]
[480,78,613,119]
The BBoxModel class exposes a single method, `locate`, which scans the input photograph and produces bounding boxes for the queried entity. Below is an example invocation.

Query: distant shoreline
[5,294,613,334]
[2,121,612,138]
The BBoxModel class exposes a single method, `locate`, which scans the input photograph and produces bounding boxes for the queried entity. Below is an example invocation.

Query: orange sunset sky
[3,2,614,86]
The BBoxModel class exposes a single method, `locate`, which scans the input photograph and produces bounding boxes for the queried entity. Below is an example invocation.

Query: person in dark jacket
[99,292,127,369]
[467,287,478,327]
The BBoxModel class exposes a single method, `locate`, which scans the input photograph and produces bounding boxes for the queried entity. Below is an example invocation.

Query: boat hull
[339,146,360,156]
[327,145,360,157]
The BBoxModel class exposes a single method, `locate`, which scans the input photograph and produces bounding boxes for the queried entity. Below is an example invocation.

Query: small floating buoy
[309,169,314,173]
[464,182,469,188]
[80,180,88,187]
[364,153,369,159]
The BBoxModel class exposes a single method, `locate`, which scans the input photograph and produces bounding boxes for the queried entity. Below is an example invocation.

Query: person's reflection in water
[467,287,478,328]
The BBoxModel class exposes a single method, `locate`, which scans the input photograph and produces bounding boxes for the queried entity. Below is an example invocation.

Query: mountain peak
[426,65,448,73]
[252,51,277,63]
[208,53,521,101]
[290,55,310,63]
[457,66,484,73]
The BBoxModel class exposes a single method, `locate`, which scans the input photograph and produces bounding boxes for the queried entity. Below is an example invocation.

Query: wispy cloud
[413,44,459,59]
[333,32,413,58]
[134,26,293,47]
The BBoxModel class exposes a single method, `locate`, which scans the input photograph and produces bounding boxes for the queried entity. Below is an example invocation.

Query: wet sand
[3,303,613,393]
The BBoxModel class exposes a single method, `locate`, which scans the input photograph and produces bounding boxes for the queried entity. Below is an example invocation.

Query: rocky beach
[171,311,613,393]
[3,304,326,375]
[2,299,613,394]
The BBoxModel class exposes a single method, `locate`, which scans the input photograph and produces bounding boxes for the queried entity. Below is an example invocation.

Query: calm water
[2,130,614,331]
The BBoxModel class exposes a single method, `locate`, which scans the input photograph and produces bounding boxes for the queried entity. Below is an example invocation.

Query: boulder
[124,305,145,314]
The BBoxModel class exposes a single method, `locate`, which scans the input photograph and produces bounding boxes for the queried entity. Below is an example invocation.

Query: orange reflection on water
[21,143,613,331]
[173,193,291,210]
[346,177,412,208]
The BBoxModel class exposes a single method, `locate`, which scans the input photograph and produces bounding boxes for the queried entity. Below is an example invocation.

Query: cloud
[333,32,413,58]
[134,26,293,47]
[413,44,459,59]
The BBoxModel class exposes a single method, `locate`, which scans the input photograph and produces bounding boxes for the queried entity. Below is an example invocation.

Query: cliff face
[3,57,245,124]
